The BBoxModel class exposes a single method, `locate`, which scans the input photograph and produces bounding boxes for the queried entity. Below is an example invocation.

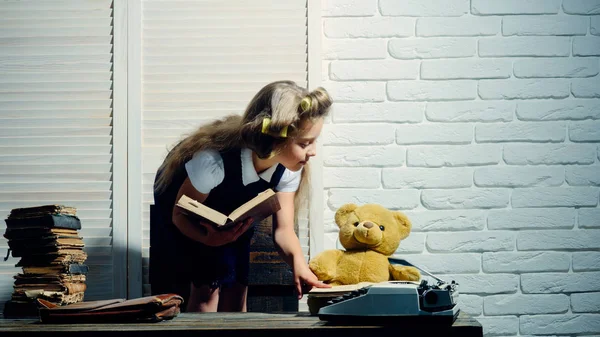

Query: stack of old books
[2,204,88,317]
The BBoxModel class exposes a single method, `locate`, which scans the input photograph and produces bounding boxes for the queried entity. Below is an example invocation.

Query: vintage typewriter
[317,258,460,324]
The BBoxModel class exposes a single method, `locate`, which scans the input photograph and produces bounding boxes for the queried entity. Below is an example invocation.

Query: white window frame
[111,0,129,298]
[126,0,143,299]
[307,0,325,259]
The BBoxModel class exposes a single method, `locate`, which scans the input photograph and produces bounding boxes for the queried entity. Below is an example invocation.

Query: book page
[228,189,281,223]
[176,195,229,226]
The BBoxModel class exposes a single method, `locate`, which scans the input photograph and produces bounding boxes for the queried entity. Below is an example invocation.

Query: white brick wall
[320,0,600,335]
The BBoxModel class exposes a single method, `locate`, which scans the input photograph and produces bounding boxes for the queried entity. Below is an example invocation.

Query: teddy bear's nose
[362,222,374,229]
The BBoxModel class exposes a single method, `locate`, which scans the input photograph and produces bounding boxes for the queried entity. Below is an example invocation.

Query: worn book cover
[4,227,78,240]
[10,246,85,258]
[16,251,88,267]
[14,282,87,294]
[14,273,86,284]
[5,214,81,230]
[22,263,89,275]
[37,292,85,305]
[8,236,84,250]
[8,204,77,219]
[176,189,281,228]
[37,294,184,323]
[11,247,86,258]
[11,289,85,302]
[8,235,85,258]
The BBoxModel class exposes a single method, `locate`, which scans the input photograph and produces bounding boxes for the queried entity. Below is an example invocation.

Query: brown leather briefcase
[37,293,184,323]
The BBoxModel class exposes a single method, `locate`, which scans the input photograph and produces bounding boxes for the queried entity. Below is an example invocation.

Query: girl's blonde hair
[154,80,333,209]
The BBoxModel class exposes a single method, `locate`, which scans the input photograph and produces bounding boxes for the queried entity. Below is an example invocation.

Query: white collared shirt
[184,148,302,194]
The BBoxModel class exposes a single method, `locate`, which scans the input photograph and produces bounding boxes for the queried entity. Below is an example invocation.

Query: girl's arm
[273,191,330,298]
[272,191,304,266]
[172,178,210,242]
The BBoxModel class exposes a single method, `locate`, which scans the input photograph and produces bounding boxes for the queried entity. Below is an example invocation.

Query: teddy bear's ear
[393,211,412,240]
[335,204,358,227]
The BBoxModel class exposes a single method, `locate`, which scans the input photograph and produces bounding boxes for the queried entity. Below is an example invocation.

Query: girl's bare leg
[186,283,220,312]
[217,282,248,312]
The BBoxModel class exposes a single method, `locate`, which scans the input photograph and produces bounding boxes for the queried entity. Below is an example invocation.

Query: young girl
[150,80,332,312]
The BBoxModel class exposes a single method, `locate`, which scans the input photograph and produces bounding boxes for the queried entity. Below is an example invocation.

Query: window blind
[0,0,119,310]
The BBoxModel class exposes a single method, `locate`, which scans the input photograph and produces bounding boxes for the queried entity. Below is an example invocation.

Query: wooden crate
[247,217,297,312]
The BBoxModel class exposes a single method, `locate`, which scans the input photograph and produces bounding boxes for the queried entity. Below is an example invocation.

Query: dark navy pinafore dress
[149,147,285,298]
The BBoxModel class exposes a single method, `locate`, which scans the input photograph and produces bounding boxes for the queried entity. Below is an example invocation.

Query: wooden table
[0,311,482,337]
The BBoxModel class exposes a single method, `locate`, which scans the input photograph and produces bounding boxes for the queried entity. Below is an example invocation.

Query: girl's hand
[197,217,254,247]
[293,262,331,299]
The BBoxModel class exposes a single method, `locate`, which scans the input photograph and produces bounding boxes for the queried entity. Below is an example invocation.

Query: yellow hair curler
[261,117,288,138]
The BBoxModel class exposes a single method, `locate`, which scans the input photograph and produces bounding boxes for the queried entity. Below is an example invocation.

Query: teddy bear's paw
[309,262,334,282]
[391,266,421,282]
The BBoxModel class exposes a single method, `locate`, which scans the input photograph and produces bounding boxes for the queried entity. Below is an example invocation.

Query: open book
[176,189,281,228]
[307,282,375,297]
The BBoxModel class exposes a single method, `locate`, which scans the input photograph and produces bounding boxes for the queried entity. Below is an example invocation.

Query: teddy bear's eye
[379,225,385,231]
[353,222,359,227]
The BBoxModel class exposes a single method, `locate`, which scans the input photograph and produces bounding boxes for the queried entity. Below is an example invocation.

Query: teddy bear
[309,203,420,285]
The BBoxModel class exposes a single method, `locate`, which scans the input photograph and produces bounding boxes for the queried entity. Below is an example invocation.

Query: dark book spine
[8,237,59,250]
[9,205,62,217]
[68,263,89,274]
[4,214,81,230]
